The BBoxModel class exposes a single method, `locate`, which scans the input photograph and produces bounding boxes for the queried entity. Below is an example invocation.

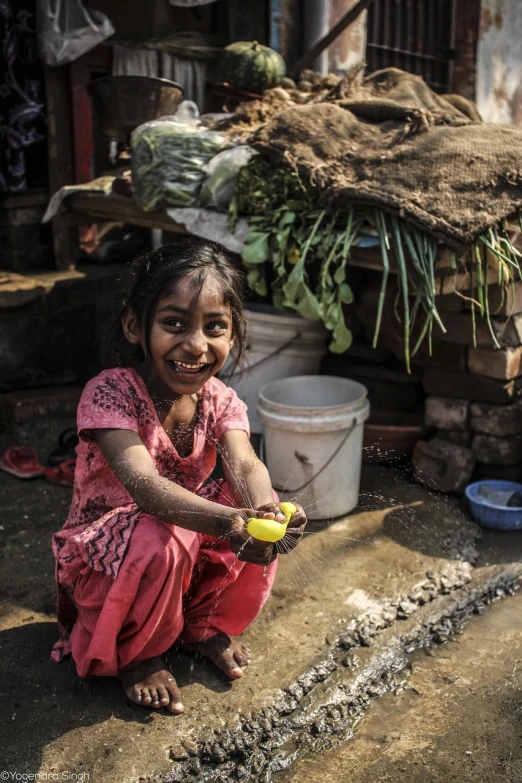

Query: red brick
[470,401,522,436]
[468,346,522,381]
[432,312,522,348]
[472,433,522,466]
[423,368,517,404]
[414,341,467,372]
[345,375,421,412]
[463,282,522,317]
[435,429,473,447]
[435,293,464,312]
[0,386,81,424]
[425,396,469,430]
[412,437,476,495]
[0,386,81,459]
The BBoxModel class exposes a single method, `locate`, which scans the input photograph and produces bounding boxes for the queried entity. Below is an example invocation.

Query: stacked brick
[413,283,522,494]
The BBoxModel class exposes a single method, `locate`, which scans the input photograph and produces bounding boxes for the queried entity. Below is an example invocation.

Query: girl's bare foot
[119,656,184,713]
[181,632,251,679]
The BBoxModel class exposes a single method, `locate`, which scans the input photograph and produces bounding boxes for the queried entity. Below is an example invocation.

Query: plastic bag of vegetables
[131,112,232,211]
[200,146,257,211]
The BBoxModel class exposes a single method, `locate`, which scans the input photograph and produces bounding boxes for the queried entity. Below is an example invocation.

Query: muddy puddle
[277,589,522,783]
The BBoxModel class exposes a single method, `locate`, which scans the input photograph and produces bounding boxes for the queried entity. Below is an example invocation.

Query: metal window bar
[366,0,456,93]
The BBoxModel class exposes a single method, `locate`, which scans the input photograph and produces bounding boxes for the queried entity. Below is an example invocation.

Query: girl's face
[124,273,234,400]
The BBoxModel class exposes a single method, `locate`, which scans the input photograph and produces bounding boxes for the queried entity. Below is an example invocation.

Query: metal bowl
[87,75,184,141]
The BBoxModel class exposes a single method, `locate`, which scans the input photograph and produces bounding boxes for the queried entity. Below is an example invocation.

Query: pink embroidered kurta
[51,367,277,677]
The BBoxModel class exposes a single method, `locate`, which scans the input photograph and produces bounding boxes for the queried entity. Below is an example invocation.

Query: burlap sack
[251,69,522,247]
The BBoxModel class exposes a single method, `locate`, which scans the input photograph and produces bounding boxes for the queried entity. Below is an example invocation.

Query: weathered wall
[303,0,367,74]
[452,0,481,100]
[328,0,367,73]
[476,0,522,124]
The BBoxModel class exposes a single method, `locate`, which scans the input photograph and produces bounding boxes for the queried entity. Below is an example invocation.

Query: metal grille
[366,0,456,93]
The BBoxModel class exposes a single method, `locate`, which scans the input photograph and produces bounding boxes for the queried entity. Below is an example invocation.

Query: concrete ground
[0,464,521,782]
[282,590,522,783]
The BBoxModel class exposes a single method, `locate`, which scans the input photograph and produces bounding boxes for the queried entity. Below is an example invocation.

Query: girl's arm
[219,430,275,509]
[96,428,237,536]
[219,430,307,552]
[94,429,278,565]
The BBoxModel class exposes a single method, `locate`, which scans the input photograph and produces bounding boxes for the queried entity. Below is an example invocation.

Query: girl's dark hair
[112,238,248,372]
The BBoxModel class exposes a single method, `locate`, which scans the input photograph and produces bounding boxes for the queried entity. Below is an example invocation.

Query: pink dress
[51,367,277,677]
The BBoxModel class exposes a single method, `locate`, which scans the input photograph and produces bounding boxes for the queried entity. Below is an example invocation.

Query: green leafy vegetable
[235,158,522,365]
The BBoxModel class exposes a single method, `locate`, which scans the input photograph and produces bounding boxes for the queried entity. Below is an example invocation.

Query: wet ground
[280,590,522,783]
[0,463,521,781]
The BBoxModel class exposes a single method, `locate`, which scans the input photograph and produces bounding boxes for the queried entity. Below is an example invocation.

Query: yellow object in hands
[246,502,297,542]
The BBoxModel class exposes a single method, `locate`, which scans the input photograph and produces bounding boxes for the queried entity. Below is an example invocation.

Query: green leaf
[242,232,271,265]
[255,277,268,296]
[324,301,341,330]
[339,283,354,304]
[276,226,292,253]
[228,196,238,232]
[286,200,306,211]
[333,266,346,284]
[282,270,305,302]
[296,286,321,320]
[247,270,260,286]
[329,319,352,353]
[272,290,287,311]
[321,289,335,306]
[279,211,296,227]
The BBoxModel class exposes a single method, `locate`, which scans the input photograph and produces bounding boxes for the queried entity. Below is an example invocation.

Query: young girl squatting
[51,239,307,713]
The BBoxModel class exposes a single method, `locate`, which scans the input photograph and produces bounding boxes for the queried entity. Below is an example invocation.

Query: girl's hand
[228,508,283,565]
[253,502,307,555]
[275,502,307,555]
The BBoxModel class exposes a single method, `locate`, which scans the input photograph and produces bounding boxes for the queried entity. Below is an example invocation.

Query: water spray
[247,502,297,542]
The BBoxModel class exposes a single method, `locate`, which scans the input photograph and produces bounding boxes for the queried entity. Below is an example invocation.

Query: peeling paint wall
[328,0,367,73]
[303,0,367,75]
[476,0,522,124]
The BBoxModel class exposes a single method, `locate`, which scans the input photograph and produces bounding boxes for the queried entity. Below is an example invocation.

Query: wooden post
[44,65,77,270]
[291,0,373,78]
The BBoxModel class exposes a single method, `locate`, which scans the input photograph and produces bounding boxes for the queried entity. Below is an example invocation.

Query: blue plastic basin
[465,480,522,531]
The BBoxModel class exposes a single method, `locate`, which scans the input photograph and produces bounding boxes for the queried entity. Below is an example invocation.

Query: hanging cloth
[0,0,47,193]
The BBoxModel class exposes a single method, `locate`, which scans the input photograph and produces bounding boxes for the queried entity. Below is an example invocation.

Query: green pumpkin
[219,41,286,94]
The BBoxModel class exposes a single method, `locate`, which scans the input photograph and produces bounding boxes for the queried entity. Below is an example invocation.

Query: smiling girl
[51,239,306,713]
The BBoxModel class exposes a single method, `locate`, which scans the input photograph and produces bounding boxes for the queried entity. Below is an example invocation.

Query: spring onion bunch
[236,160,522,363]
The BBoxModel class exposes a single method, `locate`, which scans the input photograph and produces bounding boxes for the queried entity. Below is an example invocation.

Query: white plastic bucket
[224,304,328,433]
[258,376,370,520]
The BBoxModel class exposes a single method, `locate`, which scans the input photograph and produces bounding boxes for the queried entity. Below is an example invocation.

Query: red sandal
[0,446,46,479]
[44,458,76,487]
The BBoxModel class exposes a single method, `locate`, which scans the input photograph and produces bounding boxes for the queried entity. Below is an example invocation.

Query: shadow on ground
[0,620,232,770]
[0,463,520,775]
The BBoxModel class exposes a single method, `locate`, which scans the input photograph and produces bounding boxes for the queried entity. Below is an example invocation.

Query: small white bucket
[258,376,370,520]
[224,304,328,433]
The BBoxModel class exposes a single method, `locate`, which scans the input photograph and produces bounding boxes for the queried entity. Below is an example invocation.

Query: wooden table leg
[45,65,78,270]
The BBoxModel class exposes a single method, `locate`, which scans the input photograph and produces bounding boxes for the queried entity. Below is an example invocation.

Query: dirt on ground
[281,589,522,783]
[0,463,520,782]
